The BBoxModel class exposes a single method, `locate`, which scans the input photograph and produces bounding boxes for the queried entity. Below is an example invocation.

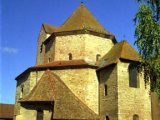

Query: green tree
[134,1,160,96]
[137,0,160,22]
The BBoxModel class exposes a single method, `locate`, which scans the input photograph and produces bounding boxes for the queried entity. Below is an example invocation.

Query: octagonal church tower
[14,3,151,120]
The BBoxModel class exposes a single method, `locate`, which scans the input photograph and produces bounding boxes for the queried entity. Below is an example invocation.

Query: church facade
[14,3,152,120]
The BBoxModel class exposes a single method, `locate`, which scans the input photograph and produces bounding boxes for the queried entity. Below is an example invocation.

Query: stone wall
[44,36,56,63]
[36,33,114,64]
[16,103,53,120]
[84,34,113,63]
[98,65,118,120]
[15,73,30,114]
[29,71,44,91]
[36,26,51,65]
[54,34,114,62]
[15,67,99,120]
[53,68,99,114]
[117,60,151,120]
[54,34,85,61]
[15,71,49,120]
[16,109,52,120]
[14,72,30,119]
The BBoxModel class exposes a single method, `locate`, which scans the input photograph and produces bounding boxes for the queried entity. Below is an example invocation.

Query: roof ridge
[81,3,84,28]
[119,40,126,59]
[35,59,86,66]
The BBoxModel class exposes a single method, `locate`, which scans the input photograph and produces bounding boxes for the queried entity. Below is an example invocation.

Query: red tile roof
[0,104,14,119]
[33,59,97,68]
[15,59,97,80]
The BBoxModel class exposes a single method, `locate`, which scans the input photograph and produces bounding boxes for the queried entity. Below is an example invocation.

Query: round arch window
[133,114,139,120]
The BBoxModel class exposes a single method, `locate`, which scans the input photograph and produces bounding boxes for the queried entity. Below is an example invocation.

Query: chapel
[14,3,152,120]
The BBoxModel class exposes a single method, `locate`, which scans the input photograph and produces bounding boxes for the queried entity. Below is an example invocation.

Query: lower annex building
[14,3,153,120]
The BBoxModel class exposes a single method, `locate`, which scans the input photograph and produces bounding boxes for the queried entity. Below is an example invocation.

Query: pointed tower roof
[97,40,140,68]
[40,3,117,43]
[56,3,110,35]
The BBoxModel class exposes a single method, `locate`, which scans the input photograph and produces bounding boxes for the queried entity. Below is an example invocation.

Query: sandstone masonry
[14,3,155,120]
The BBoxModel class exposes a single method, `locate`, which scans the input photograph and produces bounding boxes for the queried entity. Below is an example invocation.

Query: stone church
[14,3,152,120]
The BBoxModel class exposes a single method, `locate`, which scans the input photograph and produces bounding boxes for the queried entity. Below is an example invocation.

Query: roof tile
[0,104,14,119]
[97,40,140,68]
[56,3,109,34]
[33,59,97,68]
[41,3,112,36]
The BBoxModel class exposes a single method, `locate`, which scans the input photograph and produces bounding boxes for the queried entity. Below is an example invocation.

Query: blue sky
[1,0,138,104]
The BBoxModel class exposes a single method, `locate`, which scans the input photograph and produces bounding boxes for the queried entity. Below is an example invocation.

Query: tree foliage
[137,0,160,22]
[134,1,160,96]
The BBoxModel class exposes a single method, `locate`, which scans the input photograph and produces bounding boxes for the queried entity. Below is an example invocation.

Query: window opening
[37,109,43,120]
[40,44,43,53]
[106,116,109,120]
[96,54,101,61]
[48,57,51,63]
[20,85,24,98]
[129,65,139,88]
[68,53,72,60]
[104,84,108,96]
[133,114,139,120]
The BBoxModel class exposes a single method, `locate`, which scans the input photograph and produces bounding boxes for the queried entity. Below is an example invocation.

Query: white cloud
[0,47,18,54]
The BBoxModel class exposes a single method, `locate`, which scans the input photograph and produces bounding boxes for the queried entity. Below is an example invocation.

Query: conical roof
[56,3,110,34]
[98,40,140,68]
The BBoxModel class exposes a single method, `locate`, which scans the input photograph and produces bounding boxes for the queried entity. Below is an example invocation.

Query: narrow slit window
[20,85,24,98]
[104,84,108,96]
[68,53,72,60]
[40,44,43,53]
[129,65,139,88]
[37,109,43,120]
[106,116,109,120]
[48,57,51,63]
[96,54,101,61]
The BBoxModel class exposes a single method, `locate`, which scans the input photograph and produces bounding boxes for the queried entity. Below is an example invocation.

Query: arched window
[37,109,43,120]
[106,116,109,120]
[104,84,108,96]
[96,54,101,61]
[68,53,72,60]
[129,64,139,88]
[133,114,139,120]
